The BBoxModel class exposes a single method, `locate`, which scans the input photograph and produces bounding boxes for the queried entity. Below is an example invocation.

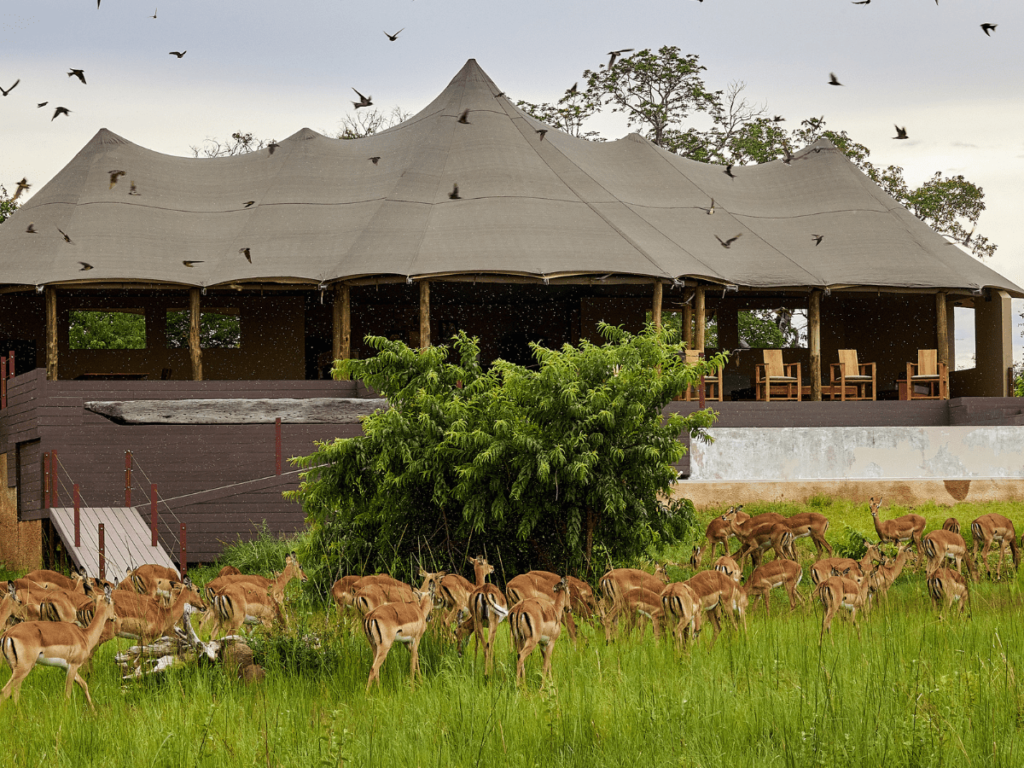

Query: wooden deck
[49,506,176,579]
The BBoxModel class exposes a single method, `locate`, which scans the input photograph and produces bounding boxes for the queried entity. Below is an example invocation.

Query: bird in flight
[12,178,30,201]
[243,200,255,208]
[68,69,86,84]
[151,8,157,18]
[370,156,381,165]
[724,164,736,179]
[78,262,93,271]
[606,49,634,68]
[52,106,71,120]
[169,51,186,58]
[828,73,843,86]
[536,128,548,141]
[57,228,73,244]
[852,0,870,4]
[182,260,203,267]
[811,234,824,246]
[568,82,578,95]
[457,109,470,124]
[25,223,37,234]
[893,125,908,140]
[781,145,794,165]
[239,247,252,263]
[716,234,742,249]
[108,170,126,188]
[981,24,997,36]
[772,115,785,122]
[267,140,280,155]
[129,180,140,195]
[37,102,48,108]
[706,198,715,215]
[0,79,19,97]
[384,28,404,41]
[352,89,372,109]
[449,183,460,200]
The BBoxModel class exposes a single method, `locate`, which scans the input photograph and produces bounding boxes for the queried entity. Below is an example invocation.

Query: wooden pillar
[652,281,663,330]
[45,286,57,381]
[936,291,949,370]
[333,283,350,361]
[419,281,431,350]
[694,287,706,353]
[683,305,693,348]
[809,289,822,402]
[189,287,202,381]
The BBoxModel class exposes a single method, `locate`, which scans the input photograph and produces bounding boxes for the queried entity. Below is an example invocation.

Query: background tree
[333,106,412,140]
[0,184,18,225]
[68,310,147,350]
[288,326,722,587]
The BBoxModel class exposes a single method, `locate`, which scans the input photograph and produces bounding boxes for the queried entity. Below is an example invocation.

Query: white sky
[2,0,1022,369]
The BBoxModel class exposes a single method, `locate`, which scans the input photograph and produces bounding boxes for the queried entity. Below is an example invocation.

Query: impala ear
[104,584,112,602]
[7,582,14,597]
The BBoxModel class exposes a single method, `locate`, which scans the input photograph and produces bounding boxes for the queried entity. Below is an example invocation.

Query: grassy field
[2,498,1024,767]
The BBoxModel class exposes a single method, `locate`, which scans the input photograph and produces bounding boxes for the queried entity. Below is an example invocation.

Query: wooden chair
[682,350,723,402]
[755,350,801,402]
[907,349,949,400]
[829,349,876,401]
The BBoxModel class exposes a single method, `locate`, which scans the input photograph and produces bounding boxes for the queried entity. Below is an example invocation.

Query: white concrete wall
[690,426,1024,481]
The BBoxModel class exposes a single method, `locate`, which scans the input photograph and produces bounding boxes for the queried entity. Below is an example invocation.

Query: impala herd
[1,501,1020,706]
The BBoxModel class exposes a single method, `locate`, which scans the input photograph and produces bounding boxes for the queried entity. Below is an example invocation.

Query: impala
[598,565,668,640]
[818,567,875,644]
[970,513,1020,580]
[810,541,883,587]
[565,576,598,618]
[462,557,509,673]
[363,584,436,690]
[1,585,116,709]
[683,569,746,644]
[869,497,925,562]
[744,559,805,616]
[507,570,579,640]
[330,575,362,617]
[0,585,34,627]
[731,518,794,568]
[203,552,306,601]
[108,580,207,654]
[868,543,912,601]
[659,582,702,648]
[942,517,960,535]
[694,505,750,566]
[508,577,570,681]
[923,530,978,580]
[432,565,476,627]
[781,511,833,558]
[926,567,970,614]
[22,568,86,593]
[600,586,664,642]
[353,581,418,616]
[211,582,292,636]
[713,555,743,584]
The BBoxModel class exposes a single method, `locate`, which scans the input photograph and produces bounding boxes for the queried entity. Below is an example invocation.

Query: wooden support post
[124,451,132,507]
[1,355,6,410]
[7,350,13,376]
[98,523,106,581]
[275,417,282,476]
[333,283,351,363]
[694,287,706,353]
[683,305,693,348]
[652,281,663,330]
[809,290,822,402]
[51,450,58,508]
[45,286,58,381]
[189,287,203,381]
[151,484,158,547]
[180,524,187,580]
[73,484,80,548]
[936,291,949,370]
[42,452,50,509]
[419,281,431,350]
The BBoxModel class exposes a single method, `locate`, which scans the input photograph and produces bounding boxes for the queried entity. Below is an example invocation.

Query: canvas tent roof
[1,59,1019,296]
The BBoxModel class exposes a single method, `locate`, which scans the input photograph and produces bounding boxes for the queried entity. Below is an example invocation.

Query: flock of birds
[0,499,1016,704]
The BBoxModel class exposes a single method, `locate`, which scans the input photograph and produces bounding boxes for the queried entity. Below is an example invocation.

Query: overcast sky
[2,0,1021,369]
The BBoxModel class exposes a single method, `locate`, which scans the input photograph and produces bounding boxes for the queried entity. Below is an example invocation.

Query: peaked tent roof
[1,59,1019,296]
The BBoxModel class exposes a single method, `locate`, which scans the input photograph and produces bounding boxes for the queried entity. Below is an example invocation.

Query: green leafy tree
[288,326,723,582]
[166,310,241,348]
[68,310,147,350]
[0,184,18,225]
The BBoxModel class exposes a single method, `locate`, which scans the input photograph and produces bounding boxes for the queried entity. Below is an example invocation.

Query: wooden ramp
[49,507,177,580]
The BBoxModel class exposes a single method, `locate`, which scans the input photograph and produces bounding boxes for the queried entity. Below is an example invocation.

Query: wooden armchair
[829,349,876,401]
[681,350,723,402]
[907,349,949,400]
[755,349,802,402]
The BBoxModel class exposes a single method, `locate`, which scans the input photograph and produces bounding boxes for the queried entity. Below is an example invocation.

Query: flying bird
[707,198,715,215]
[52,106,71,120]
[12,178,30,201]
[536,128,548,141]
[981,24,997,36]
[57,228,73,244]
[457,109,470,124]
[384,28,404,41]
[893,125,908,140]
[772,115,785,122]
[716,234,742,249]
[0,79,19,97]
[151,8,157,18]
[129,180,140,195]
[852,0,870,4]
[812,234,824,246]
[26,223,37,233]
[239,247,252,263]
[37,102,48,108]
[449,183,460,200]
[78,262,93,271]
[568,82,578,95]
[369,156,380,165]
[182,260,203,267]
[243,200,255,208]
[267,140,280,155]
[352,89,372,109]
[108,170,126,188]
[606,49,634,69]
[962,225,976,246]
[724,164,736,179]
[828,73,843,86]
[782,145,794,165]
[68,69,86,84]
[169,51,186,58]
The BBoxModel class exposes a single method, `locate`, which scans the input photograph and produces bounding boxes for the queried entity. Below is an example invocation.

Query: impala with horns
[363,583,437,690]
[744,559,805,616]
[970,513,1020,580]
[508,577,570,681]
[1,585,116,710]
[869,497,925,561]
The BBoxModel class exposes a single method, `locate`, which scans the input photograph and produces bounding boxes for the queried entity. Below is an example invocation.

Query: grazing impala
[781,512,833,558]
[923,530,978,580]
[729,516,795,568]
[694,506,750,566]
[1,585,116,709]
[353,582,418,617]
[108,580,207,654]
[330,575,362,618]
[22,568,86,593]
[927,568,970,614]
[810,540,883,588]
[869,497,925,561]
[970,514,1020,580]
[659,582,702,647]
[599,587,664,642]
[818,567,876,644]
[683,569,746,644]
[203,552,306,602]
[713,555,743,584]
[744,560,805,616]
[508,577,570,681]
[363,584,437,690]
[598,565,668,640]
[942,518,960,535]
